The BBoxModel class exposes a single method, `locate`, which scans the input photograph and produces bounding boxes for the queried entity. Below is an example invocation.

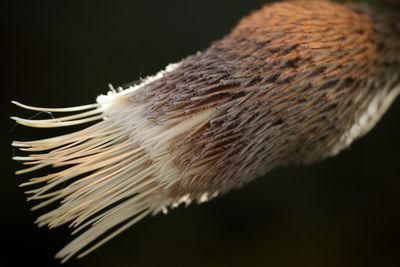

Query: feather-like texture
[12,0,400,262]
[134,1,400,197]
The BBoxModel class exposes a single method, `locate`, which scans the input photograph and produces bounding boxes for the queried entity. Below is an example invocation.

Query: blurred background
[2,0,400,266]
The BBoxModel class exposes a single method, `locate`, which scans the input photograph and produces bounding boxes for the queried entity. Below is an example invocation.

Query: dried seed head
[12,0,400,262]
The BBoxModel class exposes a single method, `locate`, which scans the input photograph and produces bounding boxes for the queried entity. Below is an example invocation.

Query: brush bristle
[11,63,216,262]
[12,103,167,262]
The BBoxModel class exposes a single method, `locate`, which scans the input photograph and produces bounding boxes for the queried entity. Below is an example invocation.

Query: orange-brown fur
[129,1,400,199]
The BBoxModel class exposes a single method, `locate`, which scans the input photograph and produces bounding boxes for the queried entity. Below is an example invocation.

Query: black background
[2,1,400,267]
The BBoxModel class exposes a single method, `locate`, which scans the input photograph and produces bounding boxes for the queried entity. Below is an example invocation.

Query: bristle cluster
[11,61,218,260]
[11,96,182,262]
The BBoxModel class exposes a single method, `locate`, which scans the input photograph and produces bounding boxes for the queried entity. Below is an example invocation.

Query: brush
[11,0,400,263]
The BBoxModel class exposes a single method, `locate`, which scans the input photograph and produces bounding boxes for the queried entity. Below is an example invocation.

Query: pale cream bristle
[11,101,101,112]
[12,64,215,262]
[12,102,177,261]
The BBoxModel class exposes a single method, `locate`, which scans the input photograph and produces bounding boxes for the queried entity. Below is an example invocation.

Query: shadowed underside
[12,0,400,262]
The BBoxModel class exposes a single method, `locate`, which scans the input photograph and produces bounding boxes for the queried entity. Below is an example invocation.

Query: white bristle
[11,101,101,112]
[12,63,214,262]
[13,105,175,260]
